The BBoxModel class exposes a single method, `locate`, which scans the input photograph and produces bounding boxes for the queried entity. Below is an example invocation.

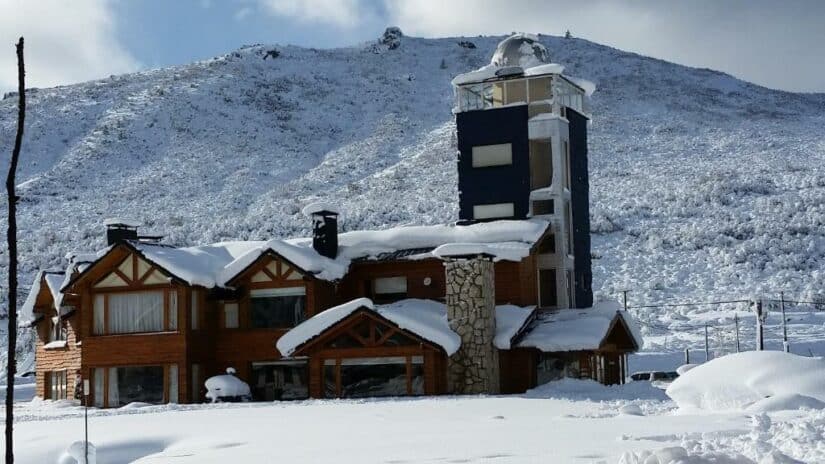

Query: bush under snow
[666,351,825,412]
[205,371,251,403]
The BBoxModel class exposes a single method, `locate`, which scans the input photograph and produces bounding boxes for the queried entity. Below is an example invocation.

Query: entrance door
[602,354,622,385]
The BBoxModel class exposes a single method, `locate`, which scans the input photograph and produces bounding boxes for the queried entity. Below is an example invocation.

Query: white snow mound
[57,441,96,464]
[666,351,825,412]
[204,374,251,402]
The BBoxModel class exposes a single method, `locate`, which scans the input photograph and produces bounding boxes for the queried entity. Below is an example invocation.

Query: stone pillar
[444,256,499,394]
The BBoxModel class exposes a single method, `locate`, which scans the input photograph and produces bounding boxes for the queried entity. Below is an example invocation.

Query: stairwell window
[472,143,512,168]
[250,287,306,328]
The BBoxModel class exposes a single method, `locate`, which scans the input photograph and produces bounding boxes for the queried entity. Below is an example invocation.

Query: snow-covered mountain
[2,31,825,366]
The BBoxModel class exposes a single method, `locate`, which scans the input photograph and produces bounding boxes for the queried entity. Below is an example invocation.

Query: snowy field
[3,373,825,463]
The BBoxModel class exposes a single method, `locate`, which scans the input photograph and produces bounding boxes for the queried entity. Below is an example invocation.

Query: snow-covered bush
[666,351,825,412]
[57,441,96,464]
[205,368,252,403]
[381,27,403,50]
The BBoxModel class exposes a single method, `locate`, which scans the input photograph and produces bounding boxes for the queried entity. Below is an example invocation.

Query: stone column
[444,256,499,394]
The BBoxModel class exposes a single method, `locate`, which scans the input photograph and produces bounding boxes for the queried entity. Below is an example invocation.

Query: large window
[539,269,558,308]
[107,365,164,407]
[49,317,67,342]
[48,371,67,400]
[224,302,239,329]
[250,287,306,328]
[251,361,309,401]
[473,203,515,220]
[472,143,512,168]
[529,139,552,189]
[93,290,173,335]
[373,277,407,303]
[324,357,424,398]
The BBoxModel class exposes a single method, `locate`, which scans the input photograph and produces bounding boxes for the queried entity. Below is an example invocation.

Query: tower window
[472,143,512,168]
[532,200,554,216]
[539,269,558,308]
[473,203,514,220]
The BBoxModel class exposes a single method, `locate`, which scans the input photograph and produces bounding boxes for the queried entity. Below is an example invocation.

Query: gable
[291,308,440,357]
[93,253,171,289]
[601,316,639,351]
[234,253,308,286]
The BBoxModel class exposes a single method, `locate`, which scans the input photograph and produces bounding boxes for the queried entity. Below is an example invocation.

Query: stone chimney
[444,255,500,394]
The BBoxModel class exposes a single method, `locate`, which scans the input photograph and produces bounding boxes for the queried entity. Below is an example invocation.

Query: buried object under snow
[666,351,825,412]
[205,369,252,403]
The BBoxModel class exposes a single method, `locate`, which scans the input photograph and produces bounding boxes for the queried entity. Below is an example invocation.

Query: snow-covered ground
[2,376,823,463]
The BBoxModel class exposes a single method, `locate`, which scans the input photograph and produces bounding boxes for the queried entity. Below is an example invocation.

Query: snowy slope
[1,31,825,367]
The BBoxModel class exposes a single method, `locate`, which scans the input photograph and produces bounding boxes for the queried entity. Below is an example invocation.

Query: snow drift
[666,351,825,412]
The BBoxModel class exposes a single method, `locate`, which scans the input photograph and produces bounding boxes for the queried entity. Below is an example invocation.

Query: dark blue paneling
[568,108,593,308]
[455,106,530,221]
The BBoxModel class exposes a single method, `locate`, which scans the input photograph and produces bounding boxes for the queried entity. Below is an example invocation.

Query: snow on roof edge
[276,298,375,357]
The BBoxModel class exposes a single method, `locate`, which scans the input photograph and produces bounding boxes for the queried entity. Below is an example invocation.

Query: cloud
[258,0,368,28]
[0,0,139,91]
[235,6,253,21]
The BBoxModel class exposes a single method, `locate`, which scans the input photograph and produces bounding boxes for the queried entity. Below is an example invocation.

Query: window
[191,363,201,403]
[563,140,571,189]
[538,234,556,254]
[107,365,164,407]
[566,270,574,308]
[506,80,527,104]
[489,82,504,107]
[528,76,551,101]
[49,317,67,342]
[529,140,552,189]
[251,361,309,401]
[48,371,68,400]
[93,368,104,407]
[324,357,424,398]
[539,269,558,308]
[92,290,178,335]
[168,364,179,404]
[473,203,514,220]
[566,203,574,254]
[95,291,164,335]
[224,302,239,329]
[190,289,200,330]
[373,277,407,303]
[532,200,554,216]
[471,143,512,168]
[250,287,306,328]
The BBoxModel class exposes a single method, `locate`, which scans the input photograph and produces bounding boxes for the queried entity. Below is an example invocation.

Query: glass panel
[506,80,527,104]
[539,269,557,308]
[168,364,178,403]
[251,362,309,401]
[93,368,104,407]
[329,333,362,348]
[339,358,408,398]
[472,143,512,168]
[528,102,553,118]
[532,200,554,216]
[93,294,105,335]
[529,140,552,189]
[191,289,199,330]
[168,290,178,331]
[107,291,164,334]
[385,331,415,347]
[410,362,425,395]
[108,366,164,407]
[224,302,239,329]
[473,203,514,220]
[528,77,551,102]
[461,84,484,111]
[490,82,504,107]
[324,363,337,398]
[191,364,200,403]
[374,277,407,294]
[250,294,306,328]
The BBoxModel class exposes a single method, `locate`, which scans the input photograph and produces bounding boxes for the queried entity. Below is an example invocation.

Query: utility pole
[755,300,764,351]
[621,290,629,311]
[5,37,25,464]
[734,313,741,353]
[684,348,690,364]
[704,324,710,362]
[780,292,789,353]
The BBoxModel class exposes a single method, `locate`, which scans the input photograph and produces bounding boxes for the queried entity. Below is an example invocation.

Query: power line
[627,299,751,309]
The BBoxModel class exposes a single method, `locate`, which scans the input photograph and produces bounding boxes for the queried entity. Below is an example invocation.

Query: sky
[1,0,825,94]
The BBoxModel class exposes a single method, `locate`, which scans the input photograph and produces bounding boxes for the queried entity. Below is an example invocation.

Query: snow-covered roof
[18,271,45,327]
[103,217,141,228]
[277,298,538,357]
[301,202,340,218]
[79,219,547,289]
[517,301,643,352]
[494,305,536,349]
[44,273,66,311]
[276,298,375,356]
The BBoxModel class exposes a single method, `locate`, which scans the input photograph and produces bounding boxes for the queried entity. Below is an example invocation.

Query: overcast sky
[2,0,824,93]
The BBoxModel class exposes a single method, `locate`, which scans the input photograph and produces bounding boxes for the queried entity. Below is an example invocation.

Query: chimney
[302,203,339,259]
[104,219,139,246]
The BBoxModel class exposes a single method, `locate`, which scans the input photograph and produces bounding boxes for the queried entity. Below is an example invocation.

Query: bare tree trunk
[5,37,25,464]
